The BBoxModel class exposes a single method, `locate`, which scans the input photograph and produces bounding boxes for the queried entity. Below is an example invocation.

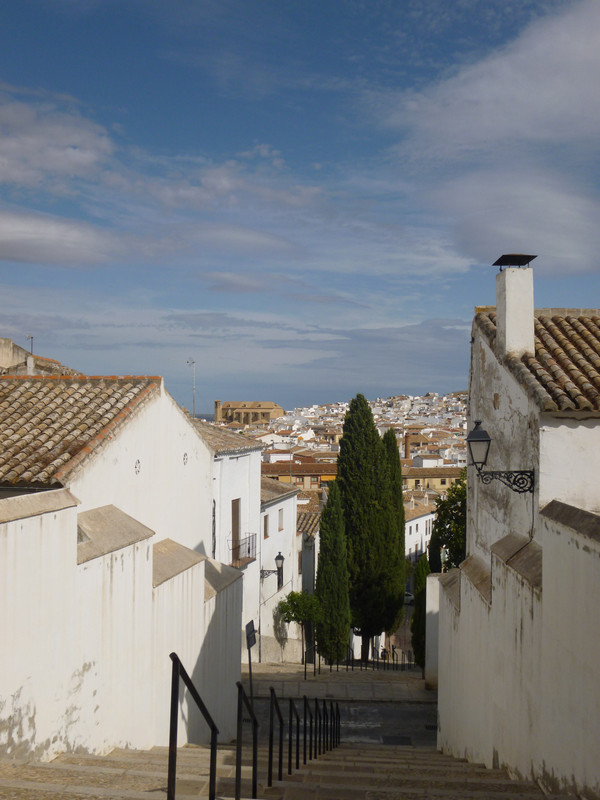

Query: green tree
[428,470,466,572]
[381,428,406,633]
[278,591,321,659]
[315,481,351,663]
[410,553,430,671]
[337,394,405,661]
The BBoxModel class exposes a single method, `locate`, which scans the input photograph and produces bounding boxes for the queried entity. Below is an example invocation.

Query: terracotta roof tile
[192,419,263,455]
[474,310,600,412]
[0,375,160,487]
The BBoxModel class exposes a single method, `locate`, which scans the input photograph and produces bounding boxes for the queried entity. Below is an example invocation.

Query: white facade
[258,486,301,662]
[435,268,600,798]
[0,381,243,760]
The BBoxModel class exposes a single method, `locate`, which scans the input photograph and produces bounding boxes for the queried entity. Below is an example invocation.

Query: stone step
[0,742,547,800]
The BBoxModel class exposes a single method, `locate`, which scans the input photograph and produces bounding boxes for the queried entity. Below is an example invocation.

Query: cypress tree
[411,553,430,671]
[315,481,351,663]
[380,428,406,634]
[337,394,404,661]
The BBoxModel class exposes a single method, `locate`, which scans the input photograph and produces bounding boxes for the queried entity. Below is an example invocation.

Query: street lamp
[186,358,196,418]
[260,552,284,584]
[466,421,534,494]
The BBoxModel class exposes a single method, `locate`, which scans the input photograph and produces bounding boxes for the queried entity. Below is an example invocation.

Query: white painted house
[0,375,242,760]
[435,267,600,798]
[259,477,301,662]
[192,421,304,663]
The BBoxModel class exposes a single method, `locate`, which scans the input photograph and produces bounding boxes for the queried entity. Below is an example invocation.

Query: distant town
[211,392,468,570]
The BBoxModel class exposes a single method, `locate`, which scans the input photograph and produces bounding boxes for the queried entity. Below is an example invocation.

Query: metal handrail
[268,687,284,786]
[304,643,321,679]
[235,681,258,800]
[322,700,328,751]
[288,698,300,774]
[168,652,219,800]
[314,697,321,757]
[303,695,313,764]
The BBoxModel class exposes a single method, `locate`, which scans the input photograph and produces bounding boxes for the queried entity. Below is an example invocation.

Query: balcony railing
[230,533,257,567]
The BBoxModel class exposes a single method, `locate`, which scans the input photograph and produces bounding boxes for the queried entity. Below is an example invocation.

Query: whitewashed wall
[1,486,242,760]
[538,511,600,795]
[467,333,539,559]
[200,571,243,743]
[259,492,301,663]
[539,419,600,516]
[0,492,80,760]
[68,386,213,556]
[212,450,261,565]
[152,560,206,747]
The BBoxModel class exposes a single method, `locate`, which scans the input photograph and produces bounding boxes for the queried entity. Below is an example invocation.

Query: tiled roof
[475,309,600,412]
[262,462,338,477]
[192,419,263,455]
[297,510,320,538]
[261,476,298,504]
[0,375,160,486]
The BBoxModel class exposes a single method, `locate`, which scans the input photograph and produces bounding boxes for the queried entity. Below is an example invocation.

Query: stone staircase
[0,740,550,800]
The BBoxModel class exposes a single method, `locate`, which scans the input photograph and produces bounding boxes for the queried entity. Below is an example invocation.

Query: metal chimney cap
[493,253,537,268]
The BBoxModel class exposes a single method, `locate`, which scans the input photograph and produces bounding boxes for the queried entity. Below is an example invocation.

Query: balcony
[230,533,257,568]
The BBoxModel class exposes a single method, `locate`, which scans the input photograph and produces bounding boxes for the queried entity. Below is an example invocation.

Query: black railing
[303,695,313,764]
[168,652,219,800]
[288,698,300,775]
[230,533,257,567]
[304,643,321,679]
[267,687,340,785]
[236,681,258,800]
[268,687,284,787]
[315,697,322,756]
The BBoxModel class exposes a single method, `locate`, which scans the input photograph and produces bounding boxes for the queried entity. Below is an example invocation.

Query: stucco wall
[68,388,213,556]
[0,488,242,760]
[212,450,261,565]
[257,492,302,663]
[539,418,600,516]
[0,494,80,759]
[200,577,243,743]
[152,560,206,747]
[467,330,539,559]
[538,512,600,796]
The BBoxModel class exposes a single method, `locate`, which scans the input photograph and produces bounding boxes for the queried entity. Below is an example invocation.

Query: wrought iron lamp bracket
[260,568,278,579]
[476,467,534,494]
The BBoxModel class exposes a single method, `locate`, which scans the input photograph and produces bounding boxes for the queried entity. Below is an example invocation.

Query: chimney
[495,266,535,357]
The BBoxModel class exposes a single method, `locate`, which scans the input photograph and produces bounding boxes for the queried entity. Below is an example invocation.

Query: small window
[416,524,419,533]
[298,551,303,574]
[441,479,447,486]
[264,515,269,539]
[278,508,284,531]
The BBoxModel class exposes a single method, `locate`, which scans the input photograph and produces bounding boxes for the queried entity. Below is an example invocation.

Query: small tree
[411,553,430,672]
[277,591,321,660]
[428,470,466,572]
[315,481,351,663]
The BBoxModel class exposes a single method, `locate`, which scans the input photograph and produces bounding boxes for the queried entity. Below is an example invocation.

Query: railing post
[236,683,243,800]
[167,656,180,800]
[268,689,274,786]
[288,699,293,775]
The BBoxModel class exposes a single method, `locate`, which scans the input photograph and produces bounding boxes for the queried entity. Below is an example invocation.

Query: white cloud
[0,99,113,187]
[430,167,600,274]
[382,0,600,160]
[0,210,118,264]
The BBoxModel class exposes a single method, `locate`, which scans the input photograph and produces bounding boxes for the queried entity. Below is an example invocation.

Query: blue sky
[1,0,599,411]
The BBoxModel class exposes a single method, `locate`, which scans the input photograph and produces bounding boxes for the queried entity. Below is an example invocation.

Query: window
[264,515,269,539]
[278,508,284,531]
[441,479,447,486]
[298,551,303,574]
[232,498,240,551]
